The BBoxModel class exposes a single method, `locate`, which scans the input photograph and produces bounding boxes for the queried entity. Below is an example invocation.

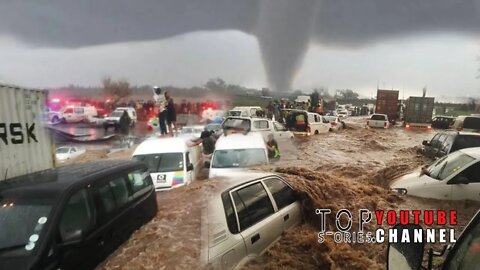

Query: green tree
[205,78,227,93]
[102,76,132,104]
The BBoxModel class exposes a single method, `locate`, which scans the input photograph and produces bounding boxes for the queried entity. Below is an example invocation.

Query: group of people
[153,86,177,136]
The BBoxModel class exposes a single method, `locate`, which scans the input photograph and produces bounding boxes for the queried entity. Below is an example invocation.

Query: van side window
[232,183,274,231]
[263,178,296,210]
[221,192,239,234]
[59,189,95,242]
[127,169,153,194]
[109,177,129,207]
[93,183,116,218]
[254,120,269,130]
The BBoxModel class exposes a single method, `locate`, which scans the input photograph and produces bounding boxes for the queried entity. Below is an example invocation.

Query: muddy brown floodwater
[65,117,479,270]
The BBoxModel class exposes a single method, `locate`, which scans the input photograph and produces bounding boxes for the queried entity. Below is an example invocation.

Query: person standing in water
[153,86,167,136]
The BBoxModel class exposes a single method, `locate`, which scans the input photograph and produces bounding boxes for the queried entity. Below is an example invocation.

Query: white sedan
[55,146,86,163]
[367,114,389,128]
[391,147,480,201]
[324,116,345,132]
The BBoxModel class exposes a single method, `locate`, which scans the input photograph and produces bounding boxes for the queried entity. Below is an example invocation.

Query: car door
[449,162,480,201]
[273,122,289,141]
[253,120,270,140]
[231,182,283,257]
[56,188,99,270]
[263,177,302,230]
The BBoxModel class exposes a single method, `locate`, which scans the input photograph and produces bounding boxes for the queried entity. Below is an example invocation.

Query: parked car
[388,210,480,270]
[55,146,86,163]
[337,110,349,118]
[391,147,480,201]
[49,106,98,124]
[284,110,330,136]
[103,107,137,129]
[227,106,263,117]
[179,125,205,139]
[202,172,303,269]
[422,131,480,159]
[208,133,268,179]
[366,114,389,128]
[222,116,293,141]
[0,160,157,270]
[324,116,345,132]
[431,116,456,129]
[132,137,202,191]
[453,115,480,132]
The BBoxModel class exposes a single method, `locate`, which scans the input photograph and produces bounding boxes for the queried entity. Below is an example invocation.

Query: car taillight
[331,122,337,126]
[384,122,387,127]
[427,125,432,130]
[366,120,369,125]
[405,124,410,128]
[306,126,311,135]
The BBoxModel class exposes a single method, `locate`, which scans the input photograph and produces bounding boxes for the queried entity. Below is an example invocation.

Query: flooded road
[70,117,478,270]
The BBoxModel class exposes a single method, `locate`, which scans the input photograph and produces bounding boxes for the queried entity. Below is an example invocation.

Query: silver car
[201,172,303,269]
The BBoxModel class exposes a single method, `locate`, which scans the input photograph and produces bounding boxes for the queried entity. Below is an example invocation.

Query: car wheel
[314,130,319,135]
[52,116,59,123]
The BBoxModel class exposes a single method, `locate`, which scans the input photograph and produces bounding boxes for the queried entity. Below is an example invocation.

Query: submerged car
[55,146,86,163]
[0,160,157,270]
[422,131,480,159]
[202,172,303,270]
[391,147,480,201]
[367,114,389,128]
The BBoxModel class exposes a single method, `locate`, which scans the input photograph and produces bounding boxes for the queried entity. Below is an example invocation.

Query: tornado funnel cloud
[256,0,317,92]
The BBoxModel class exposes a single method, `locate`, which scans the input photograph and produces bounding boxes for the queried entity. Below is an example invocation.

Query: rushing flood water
[71,117,478,270]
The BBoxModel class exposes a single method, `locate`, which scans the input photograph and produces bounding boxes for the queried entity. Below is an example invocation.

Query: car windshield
[222,118,251,131]
[56,147,69,154]
[0,198,52,256]
[371,115,386,121]
[228,111,242,116]
[212,149,267,168]
[426,151,475,180]
[111,111,124,117]
[133,153,184,172]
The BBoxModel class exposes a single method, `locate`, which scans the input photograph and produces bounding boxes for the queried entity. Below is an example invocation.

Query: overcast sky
[0,0,479,100]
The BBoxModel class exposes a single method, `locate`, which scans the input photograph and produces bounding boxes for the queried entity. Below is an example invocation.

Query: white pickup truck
[222,116,293,141]
[367,114,390,128]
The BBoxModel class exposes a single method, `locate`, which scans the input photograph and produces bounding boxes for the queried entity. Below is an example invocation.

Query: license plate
[156,174,166,183]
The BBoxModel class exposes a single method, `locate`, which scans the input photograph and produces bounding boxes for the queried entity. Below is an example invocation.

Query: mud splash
[242,167,403,270]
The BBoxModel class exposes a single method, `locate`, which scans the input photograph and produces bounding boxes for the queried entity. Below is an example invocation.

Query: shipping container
[375,89,399,122]
[0,83,54,180]
[404,96,435,128]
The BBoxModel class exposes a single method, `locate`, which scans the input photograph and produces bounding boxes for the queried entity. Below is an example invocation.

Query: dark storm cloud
[0,0,478,91]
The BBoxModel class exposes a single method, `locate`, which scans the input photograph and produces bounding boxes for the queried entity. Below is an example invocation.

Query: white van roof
[215,133,265,150]
[132,137,189,156]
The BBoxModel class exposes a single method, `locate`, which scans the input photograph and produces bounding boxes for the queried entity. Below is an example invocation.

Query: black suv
[431,116,455,129]
[422,131,480,159]
[0,160,157,270]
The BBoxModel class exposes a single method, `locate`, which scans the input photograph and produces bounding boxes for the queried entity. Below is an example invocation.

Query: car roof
[133,137,189,155]
[208,171,280,195]
[459,147,480,159]
[0,160,144,200]
[437,130,480,136]
[215,133,265,150]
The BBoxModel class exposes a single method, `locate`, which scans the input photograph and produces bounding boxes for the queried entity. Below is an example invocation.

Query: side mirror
[204,161,211,168]
[422,140,430,146]
[387,224,424,270]
[187,163,194,171]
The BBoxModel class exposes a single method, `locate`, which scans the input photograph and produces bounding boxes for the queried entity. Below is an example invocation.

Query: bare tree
[102,76,132,104]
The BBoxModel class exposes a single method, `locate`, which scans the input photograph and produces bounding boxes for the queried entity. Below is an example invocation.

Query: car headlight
[392,188,408,195]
